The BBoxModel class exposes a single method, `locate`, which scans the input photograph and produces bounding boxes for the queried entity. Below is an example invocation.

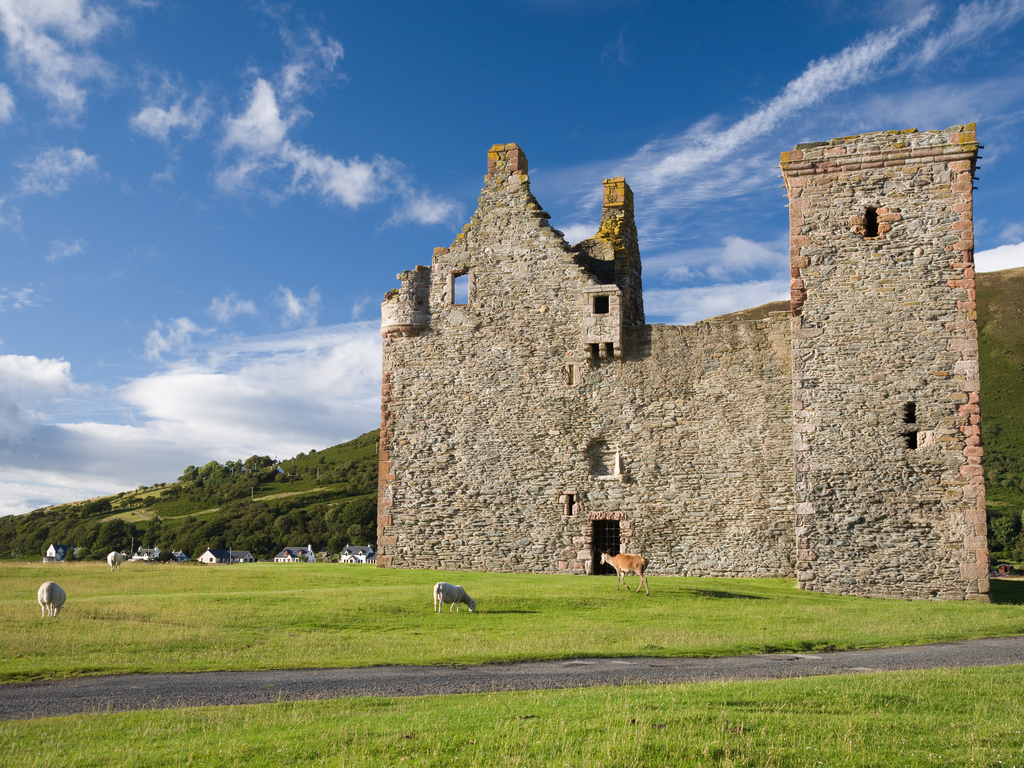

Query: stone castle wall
[782,125,987,600]
[378,128,988,601]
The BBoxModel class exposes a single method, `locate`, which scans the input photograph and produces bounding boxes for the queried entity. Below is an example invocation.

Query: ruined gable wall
[378,145,795,575]
[782,125,988,600]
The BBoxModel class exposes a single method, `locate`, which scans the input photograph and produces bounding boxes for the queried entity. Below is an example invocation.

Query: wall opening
[864,207,879,238]
[903,402,917,424]
[903,402,918,448]
[593,295,610,314]
[591,520,620,575]
[452,273,470,305]
[561,492,577,517]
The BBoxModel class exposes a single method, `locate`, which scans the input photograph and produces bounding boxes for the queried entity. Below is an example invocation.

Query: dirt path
[3,636,1023,721]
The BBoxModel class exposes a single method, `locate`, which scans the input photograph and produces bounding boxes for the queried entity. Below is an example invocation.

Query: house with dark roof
[197,548,255,564]
[274,544,315,563]
[339,545,376,564]
[43,544,73,562]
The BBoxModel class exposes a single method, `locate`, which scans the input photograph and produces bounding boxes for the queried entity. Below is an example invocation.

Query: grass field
[1,667,1022,767]
[3,561,1024,684]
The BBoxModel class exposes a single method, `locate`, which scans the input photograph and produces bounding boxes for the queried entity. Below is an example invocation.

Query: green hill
[0,430,380,561]
[977,267,1024,560]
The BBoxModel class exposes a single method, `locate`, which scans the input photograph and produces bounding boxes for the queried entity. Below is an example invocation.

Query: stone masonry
[378,126,988,601]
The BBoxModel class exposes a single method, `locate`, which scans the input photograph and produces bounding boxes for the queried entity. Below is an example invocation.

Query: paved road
[3,635,1023,721]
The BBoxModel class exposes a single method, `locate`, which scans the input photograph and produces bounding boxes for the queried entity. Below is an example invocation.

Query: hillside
[0,430,380,561]
[976,267,1024,559]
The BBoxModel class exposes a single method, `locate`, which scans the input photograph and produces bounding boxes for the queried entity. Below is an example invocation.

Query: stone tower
[781,125,988,600]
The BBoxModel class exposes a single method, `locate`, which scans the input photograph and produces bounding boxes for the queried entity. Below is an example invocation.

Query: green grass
[3,561,1024,684]
[2,666,1022,767]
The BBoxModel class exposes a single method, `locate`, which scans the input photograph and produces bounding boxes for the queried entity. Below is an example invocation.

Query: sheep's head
[468,598,477,612]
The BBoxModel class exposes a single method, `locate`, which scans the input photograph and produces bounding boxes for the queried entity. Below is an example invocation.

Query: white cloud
[0,286,38,310]
[645,279,791,325]
[645,236,788,284]
[1000,223,1024,242]
[276,286,321,327]
[209,292,258,324]
[16,147,98,195]
[144,317,210,361]
[0,195,20,230]
[350,295,371,320]
[0,82,14,123]
[0,0,118,120]
[0,353,79,441]
[620,9,934,201]
[560,222,597,245]
[975,241,1024,272]
[217,68,453,222]
[46,237,83,262]
[221,78,299,156]
[908,0,1024,68]
[277,27,345,100]
[386,185,461,227]
[130,95,210,142]
[0,323,383,516]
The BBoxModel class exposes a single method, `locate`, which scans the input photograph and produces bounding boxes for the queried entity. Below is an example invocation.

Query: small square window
[593,295,609,314]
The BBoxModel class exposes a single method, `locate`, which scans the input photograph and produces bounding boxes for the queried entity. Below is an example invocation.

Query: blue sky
[2,0,1024,516]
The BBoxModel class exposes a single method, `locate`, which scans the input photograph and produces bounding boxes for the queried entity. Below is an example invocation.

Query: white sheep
[107,551,127,571]
[433,582,476,613]
[37,582,66,618]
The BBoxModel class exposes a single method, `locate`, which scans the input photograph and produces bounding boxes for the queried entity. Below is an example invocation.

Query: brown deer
[600,551,649,596]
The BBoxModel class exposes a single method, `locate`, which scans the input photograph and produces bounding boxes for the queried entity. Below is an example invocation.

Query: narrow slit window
[864,207,879,238]
[905,431,919,450]
[562,493,576,516]
[593,295,609,314]
[903,402,916,424]
[453,273,470,305]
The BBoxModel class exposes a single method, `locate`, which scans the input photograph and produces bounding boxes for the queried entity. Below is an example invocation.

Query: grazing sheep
[433,582,476,613]
[107,551,127,571]
[600,551,650,596]
[37,582,66,618]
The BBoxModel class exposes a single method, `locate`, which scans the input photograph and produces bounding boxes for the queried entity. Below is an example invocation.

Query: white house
[171,550,190,562]
[274,544,316,563]
[197,548,255,564]
[132,547,161,562]
[339,545,376,564]
[43,544,72,562]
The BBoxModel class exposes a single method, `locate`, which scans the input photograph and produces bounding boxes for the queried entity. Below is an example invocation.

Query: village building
[338,545,376,564]
[273,545,316,563]
[377,126,988,601]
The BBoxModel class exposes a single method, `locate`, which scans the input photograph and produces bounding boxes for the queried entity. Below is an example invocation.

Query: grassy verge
[2,667,1022,767]
[3,561,1024,684]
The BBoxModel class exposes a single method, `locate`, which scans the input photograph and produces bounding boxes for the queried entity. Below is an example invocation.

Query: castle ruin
[377,124,989,601]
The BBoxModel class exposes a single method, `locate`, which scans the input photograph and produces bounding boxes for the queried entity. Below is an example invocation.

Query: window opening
[593,295,609,314]
[453,273,470,305]
[864,207,879,238]
[561,493,577,517]
[905,432,919,450]
[591,520,620,575]
[903,402,916,424]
